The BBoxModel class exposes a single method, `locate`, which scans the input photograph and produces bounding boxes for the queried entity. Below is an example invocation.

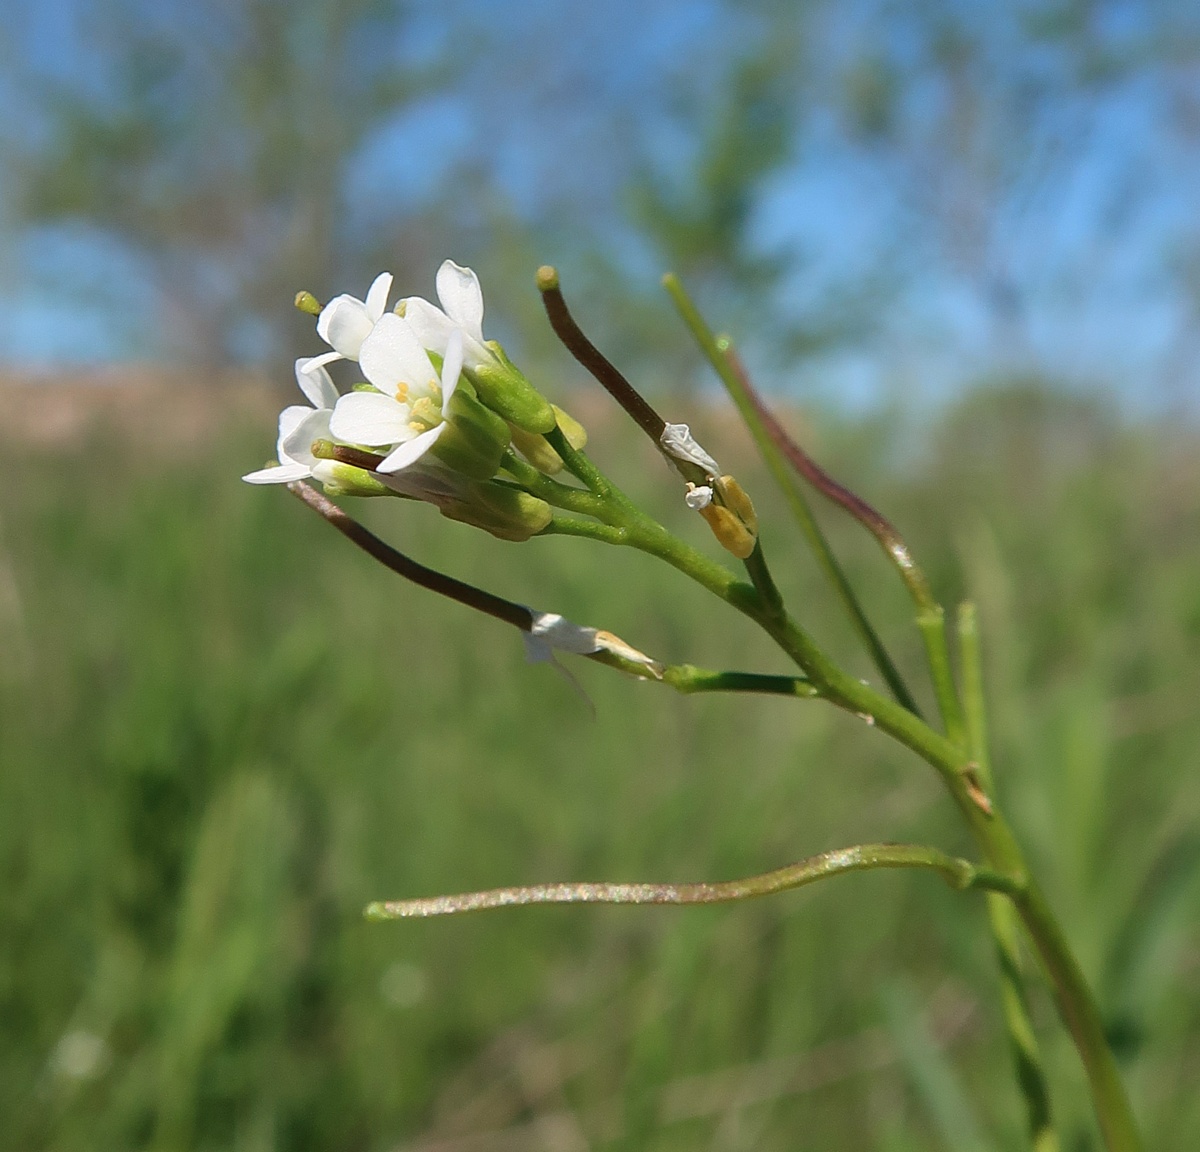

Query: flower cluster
[244,262,563,540]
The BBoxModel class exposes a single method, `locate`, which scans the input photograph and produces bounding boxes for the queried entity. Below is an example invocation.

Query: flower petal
[379,460,464,503]
[277,405,315,462]
[436,260,485,343]
[377,424,446,473]
[280,407,333,468]
[329,391,415,447]
[242,463,311,484]
[660,422,722,477]
[295,352,341,409]
[440,329,464,415]
[317,295,374,359]
[400,296,456,355]
[526,612,601,655]
[365,272,393,321]
[359,313,439,398]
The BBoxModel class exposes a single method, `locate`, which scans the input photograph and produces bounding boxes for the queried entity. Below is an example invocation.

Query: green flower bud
[467,342,556,434]
[430,381,513,480]
[440,481,552,541]
[294,290,322,316]
[509,405,589,475]
[316,461,394,498]
[553,404,588,450]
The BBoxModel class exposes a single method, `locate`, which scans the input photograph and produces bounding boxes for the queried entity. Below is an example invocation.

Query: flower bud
[294,290,322,316]
[698,501,757,559]
[468,342,556,434]
[430,382,512,480]
[508,405,589,475]
[311,460,394,498]
[440,481,552,541]
[715,474,758,535]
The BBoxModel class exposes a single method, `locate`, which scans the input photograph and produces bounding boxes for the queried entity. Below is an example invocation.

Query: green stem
[365,841,1024,920]
[959,603,1060,1152]
[743,540,785,617]
[501,450,609,518]
[919,606,967,749]
[706,601,1140,1151]
[541,515,757,610]
[662,273,921,717]
[585,649,819,699]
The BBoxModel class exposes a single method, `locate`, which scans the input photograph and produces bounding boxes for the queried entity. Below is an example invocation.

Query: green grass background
[1,380,1197,1150]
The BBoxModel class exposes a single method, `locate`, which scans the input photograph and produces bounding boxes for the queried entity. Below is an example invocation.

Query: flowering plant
[245,259,1142,1152]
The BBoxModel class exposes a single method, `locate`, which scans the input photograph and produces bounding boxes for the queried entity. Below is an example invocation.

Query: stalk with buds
[244,258,1142,1152]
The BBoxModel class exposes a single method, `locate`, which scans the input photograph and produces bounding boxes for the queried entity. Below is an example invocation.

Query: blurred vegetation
[1,376,1197,1151]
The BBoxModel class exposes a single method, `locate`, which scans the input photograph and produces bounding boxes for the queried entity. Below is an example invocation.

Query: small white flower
[316,271,393,360]
[243,353,342,484]
[329,323,464,475]
[400,260,494,371]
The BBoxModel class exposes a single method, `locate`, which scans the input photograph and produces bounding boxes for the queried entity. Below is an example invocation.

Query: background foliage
[1,0,1198,1148]
[1,380,1197,1150]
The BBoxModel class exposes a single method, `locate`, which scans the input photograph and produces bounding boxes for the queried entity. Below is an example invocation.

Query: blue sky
[3,0,1199,413]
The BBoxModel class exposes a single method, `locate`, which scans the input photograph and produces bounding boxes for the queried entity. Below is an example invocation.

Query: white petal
[295,352,341,409]
[400,296,457,356]
[521,633,554,664]
[365,272,393,321]
[379,460,465,503]
[436,260,485,343]
[685,484,714,510]
[440,329,463,414]
[277,405,315,462]
[527,612,601,655]
[660,423,721,477]
[377,424,446,473]
[243,463,311,484]
[329,391,415,447]
[359,313,439,398]
[317,295,373,359]
[280,407,333,468]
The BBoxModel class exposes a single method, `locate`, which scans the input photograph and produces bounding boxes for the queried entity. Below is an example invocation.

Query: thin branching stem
[289,482,533,631]
[365,842,1024,920]
[960,603,1059,1152]
[661,274,920,716]
[537,265,667,443]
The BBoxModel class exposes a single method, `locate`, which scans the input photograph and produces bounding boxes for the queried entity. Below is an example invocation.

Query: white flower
[243,353,342,484]
[316,271,393,360]
[329,320,464,475]
[400,260,493,371]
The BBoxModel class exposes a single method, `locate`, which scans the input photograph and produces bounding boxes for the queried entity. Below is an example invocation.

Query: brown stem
[722,344,937,612]
[536,265,666,442]
[288,482,533,631]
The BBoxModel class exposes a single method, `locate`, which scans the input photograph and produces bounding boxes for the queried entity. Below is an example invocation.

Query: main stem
[535,418,1139,1150]
[750,608,1140,1152]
